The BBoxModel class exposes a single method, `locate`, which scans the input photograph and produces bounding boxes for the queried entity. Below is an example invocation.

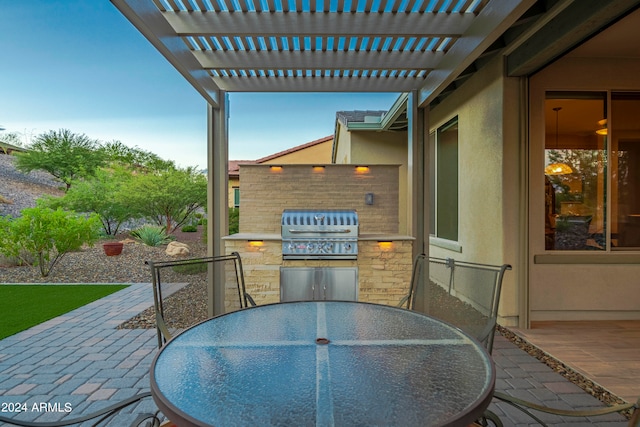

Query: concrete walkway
[0,284,631,426]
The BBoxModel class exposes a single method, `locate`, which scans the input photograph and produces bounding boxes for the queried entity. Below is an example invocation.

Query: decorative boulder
[166,241,190,257]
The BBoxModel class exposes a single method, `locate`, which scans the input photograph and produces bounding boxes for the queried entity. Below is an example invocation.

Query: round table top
[151,301,495,427]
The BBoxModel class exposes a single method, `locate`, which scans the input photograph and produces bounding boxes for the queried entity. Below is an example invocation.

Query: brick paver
[0,283,631,426]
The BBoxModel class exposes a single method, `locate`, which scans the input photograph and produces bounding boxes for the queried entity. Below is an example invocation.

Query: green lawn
[0,284,128,340]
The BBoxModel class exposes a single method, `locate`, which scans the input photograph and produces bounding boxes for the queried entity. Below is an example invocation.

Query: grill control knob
[288,243,296,251]
[307,243,316,252]
[344,242,352,251]
[323,242,334,252]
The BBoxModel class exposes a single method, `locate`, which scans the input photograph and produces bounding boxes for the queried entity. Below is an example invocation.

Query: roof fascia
[110,0,221,108]
[342,93,408,132]
[380,93,409,131]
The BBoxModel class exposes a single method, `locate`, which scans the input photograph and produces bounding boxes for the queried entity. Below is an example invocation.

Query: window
[233,187,240,208]
[543,92,640,251]
[611,92,640,249]
[429,117,459,241]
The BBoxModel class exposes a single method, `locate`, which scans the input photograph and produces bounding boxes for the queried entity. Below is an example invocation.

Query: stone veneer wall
[224,239,413,312]
[239,164,400,234]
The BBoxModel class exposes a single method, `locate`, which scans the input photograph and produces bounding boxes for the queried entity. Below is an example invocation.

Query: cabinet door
[280,267,358,302]
[321,268,358,301]
[280,268,314,302]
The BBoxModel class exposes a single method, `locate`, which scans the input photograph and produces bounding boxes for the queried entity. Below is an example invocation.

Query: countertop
[223,233,415,241]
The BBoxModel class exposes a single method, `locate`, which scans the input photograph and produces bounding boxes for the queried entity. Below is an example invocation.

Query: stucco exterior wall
[528,56,640,321]
[261,138,333,164]
[349,131,409,234]
[428,55,522,326]
[333,124,352,164]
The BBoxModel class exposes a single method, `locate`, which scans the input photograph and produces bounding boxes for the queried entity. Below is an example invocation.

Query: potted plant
[103,241,124,256]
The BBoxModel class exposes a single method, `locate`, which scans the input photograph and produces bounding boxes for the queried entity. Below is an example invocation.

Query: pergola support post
[407,91,430,313]
[206,93,229,317]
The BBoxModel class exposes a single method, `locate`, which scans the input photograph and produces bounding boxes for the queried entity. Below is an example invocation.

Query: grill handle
[287,229,353,234]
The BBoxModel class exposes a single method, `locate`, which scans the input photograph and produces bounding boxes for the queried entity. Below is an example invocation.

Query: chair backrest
[402,254,511,354]
[146,252,255,348]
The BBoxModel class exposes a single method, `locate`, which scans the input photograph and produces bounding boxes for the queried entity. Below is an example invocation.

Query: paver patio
[0,284,631,426]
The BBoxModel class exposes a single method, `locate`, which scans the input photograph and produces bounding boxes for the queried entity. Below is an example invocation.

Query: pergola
[111,0,538,315]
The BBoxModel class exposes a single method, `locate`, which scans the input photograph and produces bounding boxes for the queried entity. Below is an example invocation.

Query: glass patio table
[150,301,495,427]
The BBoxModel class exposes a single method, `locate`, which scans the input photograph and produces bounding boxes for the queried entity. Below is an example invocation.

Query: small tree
[103,140,175,172]
[15,129,105,191]
[44,167,134,236]
[0,207,101,277]
[120,167,207,233]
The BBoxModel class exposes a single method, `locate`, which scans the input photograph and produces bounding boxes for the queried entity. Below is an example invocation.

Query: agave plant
[131,225,174,247]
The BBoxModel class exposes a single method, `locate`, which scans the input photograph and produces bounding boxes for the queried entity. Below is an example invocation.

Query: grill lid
[281,209,359,259]
[281,209,358,227]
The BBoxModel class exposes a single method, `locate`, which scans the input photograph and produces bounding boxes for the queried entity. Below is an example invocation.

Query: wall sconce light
[248,240,264,247]
[365,193,374,205]
[377,241,393,250]
[355,166,369,173]
[312,165,326,172]
[270,166,283,172]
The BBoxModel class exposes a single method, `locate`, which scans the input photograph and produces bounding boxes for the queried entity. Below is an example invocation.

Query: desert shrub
[131,225,174,247]
[181,225,198,233]
[194,212,204,225]
[0,207,101,277]
[229,208,239,235]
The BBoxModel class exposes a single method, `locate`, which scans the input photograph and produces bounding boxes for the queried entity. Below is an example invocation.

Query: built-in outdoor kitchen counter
[221,164,413,312]
[223,233,414,310]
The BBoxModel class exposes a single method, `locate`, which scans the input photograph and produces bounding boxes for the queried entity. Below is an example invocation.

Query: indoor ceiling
[566,6,640,59]
[544,6,640,136]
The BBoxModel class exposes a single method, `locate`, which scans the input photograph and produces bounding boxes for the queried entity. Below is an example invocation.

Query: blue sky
[1,1,400,169]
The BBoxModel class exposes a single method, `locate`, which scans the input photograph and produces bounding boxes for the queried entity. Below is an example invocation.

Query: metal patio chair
[400,254,511,354]
[146,252,255,348]
[484,393,640,427]
[399,257,640,426]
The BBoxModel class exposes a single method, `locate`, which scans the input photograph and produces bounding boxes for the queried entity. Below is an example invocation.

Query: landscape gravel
[0,154,64,217]
[0,238,206,283]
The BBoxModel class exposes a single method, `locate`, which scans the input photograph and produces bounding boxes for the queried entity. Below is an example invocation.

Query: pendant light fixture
[545,107,573,175]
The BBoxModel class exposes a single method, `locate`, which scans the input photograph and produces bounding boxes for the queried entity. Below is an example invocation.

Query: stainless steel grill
[281,209,358,260]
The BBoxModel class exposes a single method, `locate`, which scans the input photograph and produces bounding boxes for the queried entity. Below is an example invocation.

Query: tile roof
[254,135,333,164]
[228,135,333,176]
[336,110,387,127]
[228,160,256,177]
